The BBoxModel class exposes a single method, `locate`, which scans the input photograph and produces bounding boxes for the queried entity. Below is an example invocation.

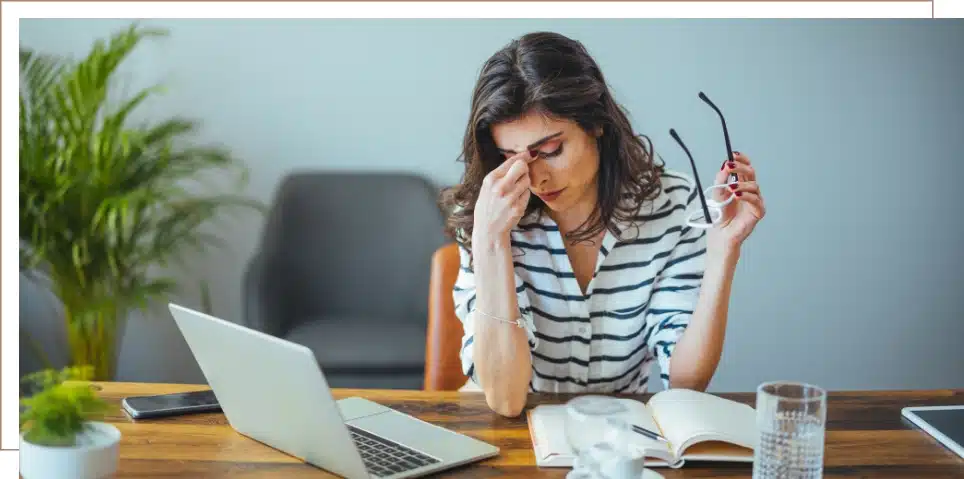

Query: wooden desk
[92,382,964,478]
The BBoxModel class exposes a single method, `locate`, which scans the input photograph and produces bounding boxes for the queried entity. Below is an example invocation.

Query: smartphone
[121,389,221,419]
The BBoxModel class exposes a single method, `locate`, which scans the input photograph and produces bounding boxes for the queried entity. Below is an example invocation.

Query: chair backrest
[424,243,468,391]
[259,172,447,324]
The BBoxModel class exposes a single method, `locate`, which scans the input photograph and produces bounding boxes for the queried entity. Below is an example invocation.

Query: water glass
[752,381,827,479]
[564,395,647,479]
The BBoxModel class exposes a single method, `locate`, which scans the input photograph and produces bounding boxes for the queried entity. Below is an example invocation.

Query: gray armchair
[243,172,447,389]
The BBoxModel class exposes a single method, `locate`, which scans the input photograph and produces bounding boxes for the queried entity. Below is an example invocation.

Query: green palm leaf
[20,23,262,380]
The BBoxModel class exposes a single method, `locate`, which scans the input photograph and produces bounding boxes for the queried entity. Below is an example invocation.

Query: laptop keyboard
[348,425,441,477]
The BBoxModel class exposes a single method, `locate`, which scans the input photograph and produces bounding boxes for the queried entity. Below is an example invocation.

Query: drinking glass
[564,395,648,479]
[752,381,827,479]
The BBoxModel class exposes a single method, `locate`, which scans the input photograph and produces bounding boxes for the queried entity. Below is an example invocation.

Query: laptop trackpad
[337,397,391,421]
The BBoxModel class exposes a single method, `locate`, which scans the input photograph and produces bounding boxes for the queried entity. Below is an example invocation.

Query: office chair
[243,172,447,389]
[424,243,470,391]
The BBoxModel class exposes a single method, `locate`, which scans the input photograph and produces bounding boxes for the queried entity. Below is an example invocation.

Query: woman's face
[491,112,601,214]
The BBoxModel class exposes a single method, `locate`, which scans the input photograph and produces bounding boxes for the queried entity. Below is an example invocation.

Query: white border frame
[3,2,936,19]
[901,406,964,460]
[3,2,956,477]
[934,0,964,17]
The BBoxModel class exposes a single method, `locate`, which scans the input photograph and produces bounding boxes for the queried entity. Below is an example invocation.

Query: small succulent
[19,366,110,447]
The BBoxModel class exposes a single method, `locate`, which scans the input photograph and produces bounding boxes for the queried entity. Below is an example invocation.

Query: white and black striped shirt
[453,169,707,393]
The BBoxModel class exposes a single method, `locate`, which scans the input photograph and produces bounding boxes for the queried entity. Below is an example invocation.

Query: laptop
[167,303,499,478]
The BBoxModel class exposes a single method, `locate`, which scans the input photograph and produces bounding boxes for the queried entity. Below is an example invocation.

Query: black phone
[121,389,221,419]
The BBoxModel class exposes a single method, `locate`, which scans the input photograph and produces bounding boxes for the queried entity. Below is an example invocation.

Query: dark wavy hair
[439,31,664,252]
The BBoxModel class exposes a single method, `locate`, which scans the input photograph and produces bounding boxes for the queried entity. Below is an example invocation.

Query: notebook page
[529,400,673,462]
[647,389,757,456]
[617,398,676,460]
[530,405,573,459]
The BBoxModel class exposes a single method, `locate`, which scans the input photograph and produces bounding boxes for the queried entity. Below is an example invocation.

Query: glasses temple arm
[669,128,713,224]
[699,92,738,183]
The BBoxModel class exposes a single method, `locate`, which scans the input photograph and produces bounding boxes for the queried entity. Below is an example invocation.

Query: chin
[542,195,573,212]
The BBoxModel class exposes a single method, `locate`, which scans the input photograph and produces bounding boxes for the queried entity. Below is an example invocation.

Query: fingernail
[735,191,743,197]
[728,162,736,169]
[733,151,741,156]
[728,184,738,190]
[721,161,726,170]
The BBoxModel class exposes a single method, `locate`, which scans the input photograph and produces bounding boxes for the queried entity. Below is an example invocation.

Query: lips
[536,188,565,202]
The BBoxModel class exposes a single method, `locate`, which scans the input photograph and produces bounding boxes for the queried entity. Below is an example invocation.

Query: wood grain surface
[89,382,964,478]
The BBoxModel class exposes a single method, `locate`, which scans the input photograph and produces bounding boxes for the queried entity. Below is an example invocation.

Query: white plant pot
[20,421,121,479]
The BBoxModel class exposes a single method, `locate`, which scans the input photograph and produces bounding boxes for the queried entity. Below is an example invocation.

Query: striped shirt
[453,169,707,394]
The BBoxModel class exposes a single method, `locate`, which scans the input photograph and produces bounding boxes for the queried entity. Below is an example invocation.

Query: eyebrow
[497,131,563,154]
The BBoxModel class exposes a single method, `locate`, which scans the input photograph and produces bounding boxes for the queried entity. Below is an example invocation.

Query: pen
[631,424,669,443]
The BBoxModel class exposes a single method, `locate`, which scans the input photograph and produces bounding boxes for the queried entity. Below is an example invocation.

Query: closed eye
[534,142,564,159]
[500,139,565,159]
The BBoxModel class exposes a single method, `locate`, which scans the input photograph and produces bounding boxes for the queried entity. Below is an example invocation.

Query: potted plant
[19,366,119,479]
[19,23,263,380]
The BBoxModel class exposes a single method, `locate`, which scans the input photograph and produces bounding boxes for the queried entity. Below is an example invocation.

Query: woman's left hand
[708,151,766,252]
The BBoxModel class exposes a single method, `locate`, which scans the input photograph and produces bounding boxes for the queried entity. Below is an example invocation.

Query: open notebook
[527,389,757,468]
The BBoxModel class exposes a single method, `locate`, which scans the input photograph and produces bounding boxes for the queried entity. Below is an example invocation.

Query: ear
[593,126,604,138]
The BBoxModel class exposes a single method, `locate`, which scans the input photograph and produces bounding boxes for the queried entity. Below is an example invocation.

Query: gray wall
[19,19,964,391]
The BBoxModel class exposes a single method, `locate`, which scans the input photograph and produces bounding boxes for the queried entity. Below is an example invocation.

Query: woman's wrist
[706,242,741,276]
[473,229,511,254]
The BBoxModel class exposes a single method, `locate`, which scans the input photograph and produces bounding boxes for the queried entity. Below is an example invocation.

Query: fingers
[486,158,528,197]
[730,151,751,166]
[502,158,529,183]
[490,151,532,179]
[728,181,759,195]
[713,166,731,191]
[493,159,529,199]
[490,155,518,178]
[715,151,765,222]
[733,190,766,219]
[723,159,755,182]
[508,172,531,200]
[499,175,530,219]
[718,151,753,181]
[478,151,534,234]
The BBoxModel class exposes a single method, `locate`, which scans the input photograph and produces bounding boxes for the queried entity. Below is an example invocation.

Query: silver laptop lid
[167,303,369,478]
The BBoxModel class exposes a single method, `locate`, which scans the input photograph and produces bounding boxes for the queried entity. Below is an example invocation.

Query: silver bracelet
[475,309,525,328]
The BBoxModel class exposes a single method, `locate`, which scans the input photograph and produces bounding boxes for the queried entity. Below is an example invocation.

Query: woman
[439,32,765,417]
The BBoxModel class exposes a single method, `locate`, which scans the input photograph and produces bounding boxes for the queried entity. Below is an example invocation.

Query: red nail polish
[728,162,736,168]
[735,191,743,197]
[733,151,741,156]
[729,184,738,190]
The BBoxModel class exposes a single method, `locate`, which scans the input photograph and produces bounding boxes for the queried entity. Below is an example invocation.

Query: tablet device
[901,405,964,459]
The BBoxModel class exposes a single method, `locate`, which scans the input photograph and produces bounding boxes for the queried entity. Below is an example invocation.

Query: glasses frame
[669,91,738,226]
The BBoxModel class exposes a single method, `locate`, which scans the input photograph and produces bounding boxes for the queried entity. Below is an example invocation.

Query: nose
[528,159,550,188]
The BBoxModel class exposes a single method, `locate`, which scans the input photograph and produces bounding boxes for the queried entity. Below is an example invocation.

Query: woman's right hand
[473,151,533,245]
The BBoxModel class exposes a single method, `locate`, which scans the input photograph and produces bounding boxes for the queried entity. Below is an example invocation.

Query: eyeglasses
[669,91,739,229]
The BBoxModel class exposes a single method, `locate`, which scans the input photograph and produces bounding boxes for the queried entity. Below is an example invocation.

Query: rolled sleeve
[645,212,708,389]
[453,244,538,386]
